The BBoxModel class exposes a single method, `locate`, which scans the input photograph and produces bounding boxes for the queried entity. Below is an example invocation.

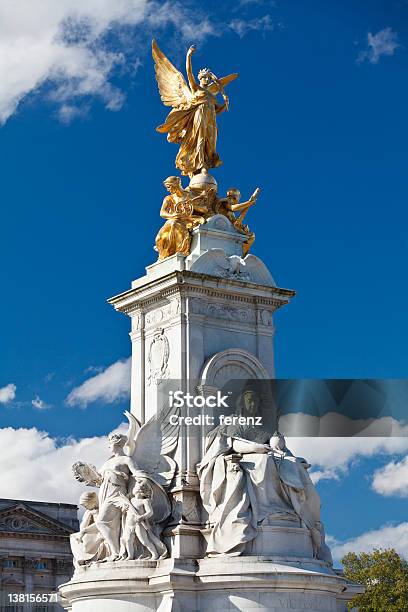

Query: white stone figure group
[198,423,332,562]
[70,403,332,567]
[70,409,178,566]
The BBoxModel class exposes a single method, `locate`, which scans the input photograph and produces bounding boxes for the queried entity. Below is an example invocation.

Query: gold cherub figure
[152,40,238,178]
[216,187,260,256]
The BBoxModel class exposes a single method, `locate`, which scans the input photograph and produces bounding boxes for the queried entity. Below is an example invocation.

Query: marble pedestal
[59,218,361,611]
[107,216,295,483]
[59,555,355,612]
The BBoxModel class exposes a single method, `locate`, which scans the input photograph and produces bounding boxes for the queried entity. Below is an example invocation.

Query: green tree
[342,548,408,611]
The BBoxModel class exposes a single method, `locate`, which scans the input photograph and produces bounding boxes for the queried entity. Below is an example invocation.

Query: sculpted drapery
[71,410,178,565]
[157,86,222,178]
[155,176,209,260]
[152,40,237,177]
[198,427,332,562]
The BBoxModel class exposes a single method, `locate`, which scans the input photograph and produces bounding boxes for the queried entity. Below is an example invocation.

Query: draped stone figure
[70,491,108,568]
[152,40,238,177]
[198,426,332,562]
[71,409,178,564]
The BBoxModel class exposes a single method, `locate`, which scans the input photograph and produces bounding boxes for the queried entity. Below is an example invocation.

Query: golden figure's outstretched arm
[186,45,198,93]
[229,198,254,212]
[215,98,228,114]
[209,73,238,113]
[208,73,239,95]
[229,200,252,212]
[230,188,260,212]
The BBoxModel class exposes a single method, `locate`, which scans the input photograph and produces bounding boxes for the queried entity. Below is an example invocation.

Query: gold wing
[152,40,191,108]
[208,73,239,95]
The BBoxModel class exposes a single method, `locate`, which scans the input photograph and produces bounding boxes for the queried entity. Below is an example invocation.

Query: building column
[23,558,36,612]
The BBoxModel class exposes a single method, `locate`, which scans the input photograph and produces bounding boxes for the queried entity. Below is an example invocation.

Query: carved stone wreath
[147,328,170,386]
[1,517,31,531]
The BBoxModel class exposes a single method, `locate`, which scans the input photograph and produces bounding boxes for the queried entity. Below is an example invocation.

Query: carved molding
[189,298,273,327]
[131,313,142,332]
[147,328,170,386]
[110,271,293,316]
[200,348,270,387]
[1,516,34,532]
[0,505,74,538]
[145,298,181,329]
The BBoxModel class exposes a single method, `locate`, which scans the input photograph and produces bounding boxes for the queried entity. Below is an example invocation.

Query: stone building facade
[0,498,77,611]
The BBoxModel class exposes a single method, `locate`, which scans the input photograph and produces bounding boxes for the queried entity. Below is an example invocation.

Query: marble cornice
[109,270,294,316]
[0,531,71,541]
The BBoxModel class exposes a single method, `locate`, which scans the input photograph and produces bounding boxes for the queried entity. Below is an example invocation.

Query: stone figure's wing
[190,248,231,276]
[208,73,238,95]
[241,255,276,287]
[145,476,172,525]
[123,410,141,458]
[152,40,191,108]
[208,248,231,271]
[126,406,179,487]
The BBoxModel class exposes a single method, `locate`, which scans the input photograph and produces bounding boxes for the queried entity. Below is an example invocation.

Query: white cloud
[0,0,221,125]
[0,425,125,504]
[146,1,217,42]
[0,383,16,404]
[58,103,90,124]
[372,455,408,497]
[66,357,131,408]
[281,412,408,483]
[357,27,400,65]
[84,365,104,375]
[229,15,274,38]
[31,395,51,411]
[331,523,408,562]
[0,1,278,124]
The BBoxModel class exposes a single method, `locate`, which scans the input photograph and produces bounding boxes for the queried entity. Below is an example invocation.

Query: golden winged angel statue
[152,40,238,178]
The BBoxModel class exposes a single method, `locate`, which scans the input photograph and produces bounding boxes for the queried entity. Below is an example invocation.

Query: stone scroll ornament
[198,427,333,562]
[70,408,179,565]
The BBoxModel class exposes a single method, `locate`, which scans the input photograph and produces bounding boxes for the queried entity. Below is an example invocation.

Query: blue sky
[1,0,408,562]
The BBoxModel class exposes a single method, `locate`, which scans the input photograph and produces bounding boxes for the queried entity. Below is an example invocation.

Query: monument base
[59,556,357,612]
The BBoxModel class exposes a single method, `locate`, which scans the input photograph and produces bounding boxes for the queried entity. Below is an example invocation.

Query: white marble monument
[59,40,360,612]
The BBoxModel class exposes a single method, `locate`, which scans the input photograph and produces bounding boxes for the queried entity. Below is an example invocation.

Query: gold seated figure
[155,176,208,260]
